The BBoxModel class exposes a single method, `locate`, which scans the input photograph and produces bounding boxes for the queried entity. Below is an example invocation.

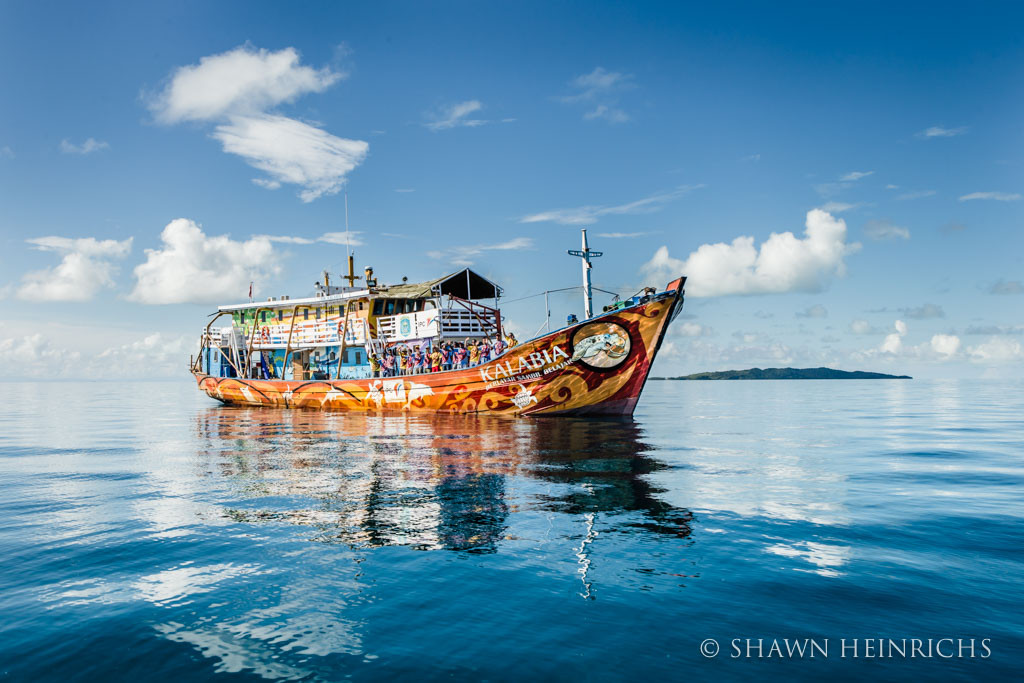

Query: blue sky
[1,1,1022,378]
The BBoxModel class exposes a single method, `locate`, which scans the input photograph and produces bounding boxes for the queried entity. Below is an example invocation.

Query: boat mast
[567,228,602,320]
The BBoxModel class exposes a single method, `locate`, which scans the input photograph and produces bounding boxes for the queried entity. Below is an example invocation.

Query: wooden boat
[191,232,685,417]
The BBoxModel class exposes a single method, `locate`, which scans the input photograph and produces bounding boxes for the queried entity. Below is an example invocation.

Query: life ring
[337,319,345,339]
[260,327,270,343]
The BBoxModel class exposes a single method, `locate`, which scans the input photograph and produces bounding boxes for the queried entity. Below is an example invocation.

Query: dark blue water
[1,380,1022,680]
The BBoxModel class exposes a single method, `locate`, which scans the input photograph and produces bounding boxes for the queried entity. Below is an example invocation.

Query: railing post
[334,299,353,380]
[281,305,301,381]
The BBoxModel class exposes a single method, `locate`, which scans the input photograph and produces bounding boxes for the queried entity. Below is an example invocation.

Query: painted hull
[194,280,683,417]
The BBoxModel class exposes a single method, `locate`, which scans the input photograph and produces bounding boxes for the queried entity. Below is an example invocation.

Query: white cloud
[394,188,416,193]
[557,67,634,122]
[959,192,1021,202]
[989,279,1024,295]
[967,337,1023,363]
[849,319,877,335]
[558,67,633,102]
[871,321,963,361]
[96,333,193,376]
[521,184,703,225]
[796,304,828,319]
[16,236,132,302]
[427,237,533,266]
[60,138,110,155]
[597,231,651,238]
[255,231,364,247]
[900,303,944,319]
[0,330,199,379]
[148,45,365,202]
[148,45,340,123]
[0,334,81,377]
[128,219,279,304]
[583,104,629,124]
[965,324,1024,336]
[895,190,936,200]
[840,171,873,181]
[213,114,368,202]
[819,201,858,213]
[256,235,314,244]
[677,322,712,337]
[918,125,968,139]
[424,100,487,131]
[864,220,910,241]
[880,320,908,354]
[318,231,364,247]
[930,334,961,357]
[641,209,859,297]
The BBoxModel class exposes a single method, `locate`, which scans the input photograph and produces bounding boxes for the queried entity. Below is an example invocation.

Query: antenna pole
[344,192,350,260]
[567,229,602,320]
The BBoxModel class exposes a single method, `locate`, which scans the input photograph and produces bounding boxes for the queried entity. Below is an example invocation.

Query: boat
[191,230,685,416]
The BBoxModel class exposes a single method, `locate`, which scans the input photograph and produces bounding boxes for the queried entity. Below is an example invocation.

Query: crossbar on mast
[567,228,602,319]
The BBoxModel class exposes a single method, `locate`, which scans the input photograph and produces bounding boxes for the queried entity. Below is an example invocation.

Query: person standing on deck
[479,339,491,364]
[441,343,452,371]
[369,353,381,378]
[469,342,480,367]
[493,337,505,357]
[454,343,467,369]
[430,348,442,373]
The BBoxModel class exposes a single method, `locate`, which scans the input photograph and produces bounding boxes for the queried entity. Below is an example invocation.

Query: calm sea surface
[1,380,1022,681]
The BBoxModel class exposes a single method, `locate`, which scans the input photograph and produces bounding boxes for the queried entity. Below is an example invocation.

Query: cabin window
[385,300,396,315]
[315,308,321,319]
[355,351,363,365]
[358,301,364,311]
[303,309,309,321]
[329,352,336,361]
[277,310,283,321]
[260,311,266,322]
[372,300,383,315]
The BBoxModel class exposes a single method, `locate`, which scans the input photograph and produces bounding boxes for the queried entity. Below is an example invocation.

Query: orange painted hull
[195,282,683,417]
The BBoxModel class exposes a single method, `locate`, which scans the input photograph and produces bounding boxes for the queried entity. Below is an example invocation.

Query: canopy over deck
[374,268,503,300]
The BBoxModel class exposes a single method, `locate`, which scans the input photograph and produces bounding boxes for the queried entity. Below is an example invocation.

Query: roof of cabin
[372,268,502,300]
[217,268,502,312]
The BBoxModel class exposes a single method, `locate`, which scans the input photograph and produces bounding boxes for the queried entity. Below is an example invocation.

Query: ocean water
[1,379,1022,681]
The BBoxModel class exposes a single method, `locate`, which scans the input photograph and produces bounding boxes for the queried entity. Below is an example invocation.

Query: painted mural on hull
[194,291,679,417]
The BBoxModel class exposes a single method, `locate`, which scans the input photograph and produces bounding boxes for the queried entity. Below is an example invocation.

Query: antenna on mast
[344,192,351,259]
[567,228,602,319]
[342,191,361,288]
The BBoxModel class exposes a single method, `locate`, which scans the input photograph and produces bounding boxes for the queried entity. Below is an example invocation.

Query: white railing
[440,308,499,337]
[213,318,372,349]
[376,308,500,343]
[208,326,245,347]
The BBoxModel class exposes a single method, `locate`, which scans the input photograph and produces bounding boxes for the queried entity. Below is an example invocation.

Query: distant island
[652,367,912,380]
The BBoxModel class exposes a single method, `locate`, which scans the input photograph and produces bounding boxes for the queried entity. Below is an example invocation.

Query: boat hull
[194,280,683,417]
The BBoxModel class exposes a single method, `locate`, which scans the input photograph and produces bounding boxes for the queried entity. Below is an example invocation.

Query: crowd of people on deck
[368,333,518,377]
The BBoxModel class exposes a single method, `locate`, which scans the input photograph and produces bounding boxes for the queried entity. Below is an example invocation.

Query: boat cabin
[197,267,504,381]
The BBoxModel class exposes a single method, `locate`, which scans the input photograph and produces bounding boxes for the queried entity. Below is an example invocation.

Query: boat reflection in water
[194,407,695,555]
